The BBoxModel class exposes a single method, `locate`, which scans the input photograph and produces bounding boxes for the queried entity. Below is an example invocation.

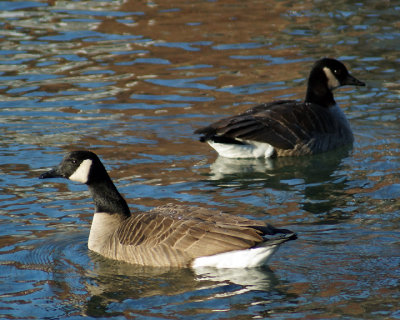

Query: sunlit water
[1,0,399,319]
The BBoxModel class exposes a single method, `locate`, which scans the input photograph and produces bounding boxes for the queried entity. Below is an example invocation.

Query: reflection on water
[1,0,400,319]
[208,146,350,184]
[85,255,283,318]
[207,147,354,220]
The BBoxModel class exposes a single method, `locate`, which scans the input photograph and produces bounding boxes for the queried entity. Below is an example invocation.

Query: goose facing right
[39,151,297,268]
[194,58,365,158]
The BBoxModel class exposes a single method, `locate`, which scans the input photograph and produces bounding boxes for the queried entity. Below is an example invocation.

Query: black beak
[344,74,365,87]
[39,168,63,179]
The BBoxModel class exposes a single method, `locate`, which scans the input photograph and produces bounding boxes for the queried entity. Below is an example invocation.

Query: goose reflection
[208,146,350,180]
[206,146,352,216]
[83,252,284,317]
[194,265,279,292]
[13,230,288,318]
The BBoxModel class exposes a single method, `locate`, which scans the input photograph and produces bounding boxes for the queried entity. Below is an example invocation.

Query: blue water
[0,0,399,319]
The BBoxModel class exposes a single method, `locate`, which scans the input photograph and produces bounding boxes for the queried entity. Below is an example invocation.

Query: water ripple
[0,0,399,319]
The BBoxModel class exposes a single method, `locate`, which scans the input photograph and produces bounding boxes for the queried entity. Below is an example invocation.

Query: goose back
[89,204,290,267]
[195,100,353,157]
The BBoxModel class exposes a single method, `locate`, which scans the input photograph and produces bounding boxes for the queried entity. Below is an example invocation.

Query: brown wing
[115,204,266,265]
[195,100,335,150]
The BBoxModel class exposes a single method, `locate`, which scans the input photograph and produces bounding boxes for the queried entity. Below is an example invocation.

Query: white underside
[208,140,275,159]
[191,245,279,269]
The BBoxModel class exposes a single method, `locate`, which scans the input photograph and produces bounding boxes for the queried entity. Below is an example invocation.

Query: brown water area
[0,0,399,319]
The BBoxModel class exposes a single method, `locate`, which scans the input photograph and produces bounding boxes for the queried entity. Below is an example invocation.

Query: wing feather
[195,100,335,150]
[115,204,267,264]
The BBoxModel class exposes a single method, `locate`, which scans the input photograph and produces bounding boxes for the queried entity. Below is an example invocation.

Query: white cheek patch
[69,159,92,183]
[323,67,340,89]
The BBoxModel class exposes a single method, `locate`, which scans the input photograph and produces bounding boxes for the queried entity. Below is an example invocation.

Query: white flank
[69,159,92,183]
[191,245,279,269]
[208,140,275,158]
[323,67,340,90]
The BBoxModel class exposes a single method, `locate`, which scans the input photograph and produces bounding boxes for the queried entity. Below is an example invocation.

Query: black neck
[87,177,131,218]
[305,73,336,108]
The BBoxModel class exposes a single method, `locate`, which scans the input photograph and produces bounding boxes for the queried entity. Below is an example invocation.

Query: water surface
[1,0,399,319]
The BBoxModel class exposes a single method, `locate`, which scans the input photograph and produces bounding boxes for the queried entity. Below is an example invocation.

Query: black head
[40,151,130,217]
[39,150,107,184]
[313,58,365,90]
[305,58,365,107]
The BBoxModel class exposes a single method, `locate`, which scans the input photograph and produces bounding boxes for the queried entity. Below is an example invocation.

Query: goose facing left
[39,151,296,268]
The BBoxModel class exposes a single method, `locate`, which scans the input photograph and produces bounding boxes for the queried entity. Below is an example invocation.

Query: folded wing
[195,100,335,150]
[115,204,291,267]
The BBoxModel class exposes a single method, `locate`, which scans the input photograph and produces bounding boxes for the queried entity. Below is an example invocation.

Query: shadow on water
[204,146,354,218]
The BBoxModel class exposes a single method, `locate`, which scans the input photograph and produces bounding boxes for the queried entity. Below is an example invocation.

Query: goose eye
[333,69,341,76]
